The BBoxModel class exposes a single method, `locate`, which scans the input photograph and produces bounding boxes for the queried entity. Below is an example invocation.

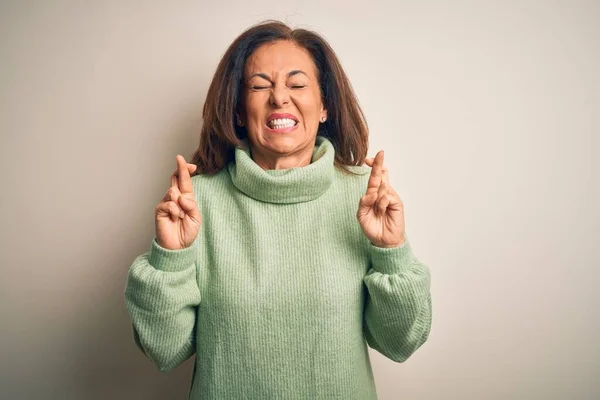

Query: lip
[266,113,299,123]
[265,112,299,134]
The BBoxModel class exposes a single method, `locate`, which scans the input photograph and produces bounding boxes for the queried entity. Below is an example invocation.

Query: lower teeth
[271,124,294,129]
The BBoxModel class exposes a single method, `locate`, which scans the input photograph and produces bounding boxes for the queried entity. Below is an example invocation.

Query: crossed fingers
[364,151,400,214]
[162,155,196,208]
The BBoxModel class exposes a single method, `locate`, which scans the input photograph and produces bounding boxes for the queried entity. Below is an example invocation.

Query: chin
[256,132,309,152]
[263,139,303,154]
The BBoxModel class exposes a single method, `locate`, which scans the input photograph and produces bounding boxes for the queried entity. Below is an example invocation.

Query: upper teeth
[268,118,296,128]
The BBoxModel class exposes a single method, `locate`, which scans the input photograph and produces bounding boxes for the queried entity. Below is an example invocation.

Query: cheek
[297,96,323,122]
[245,95,268,123]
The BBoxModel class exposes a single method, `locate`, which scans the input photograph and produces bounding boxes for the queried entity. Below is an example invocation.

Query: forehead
[245,41,318,78]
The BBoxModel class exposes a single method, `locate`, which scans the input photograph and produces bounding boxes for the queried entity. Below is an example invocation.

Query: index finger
[176,155,194,194]
[366,150,384,192]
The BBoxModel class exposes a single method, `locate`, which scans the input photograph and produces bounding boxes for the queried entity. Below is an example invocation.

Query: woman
[125,20,432,399]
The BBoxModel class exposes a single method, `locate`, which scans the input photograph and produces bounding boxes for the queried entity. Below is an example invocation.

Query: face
[241,40,327,166]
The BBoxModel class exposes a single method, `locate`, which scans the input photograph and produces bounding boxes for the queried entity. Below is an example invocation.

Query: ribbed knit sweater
[124,136,432,399]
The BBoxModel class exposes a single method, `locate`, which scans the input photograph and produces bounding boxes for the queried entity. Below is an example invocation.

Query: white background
[1,0,598,398]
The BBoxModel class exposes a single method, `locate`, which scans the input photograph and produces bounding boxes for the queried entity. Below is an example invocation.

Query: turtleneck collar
[227,136,335,204]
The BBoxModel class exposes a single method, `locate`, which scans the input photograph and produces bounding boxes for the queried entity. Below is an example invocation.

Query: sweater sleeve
[363,235,432,362]
[124,237,201,372]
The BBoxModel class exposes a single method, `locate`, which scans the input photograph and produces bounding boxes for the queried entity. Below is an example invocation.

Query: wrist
[371,235,406,249]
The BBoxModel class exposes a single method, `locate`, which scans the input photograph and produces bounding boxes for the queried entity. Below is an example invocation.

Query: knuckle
[168,188,180,199]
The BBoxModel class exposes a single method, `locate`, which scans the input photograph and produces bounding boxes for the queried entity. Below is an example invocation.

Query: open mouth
[266,118,299,130]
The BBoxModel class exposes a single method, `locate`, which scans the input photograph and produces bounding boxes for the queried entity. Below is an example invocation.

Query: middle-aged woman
[125,20,432,400]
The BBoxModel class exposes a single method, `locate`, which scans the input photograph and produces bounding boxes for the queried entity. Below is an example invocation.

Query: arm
[124,237,201,372]
[363,236,432,362]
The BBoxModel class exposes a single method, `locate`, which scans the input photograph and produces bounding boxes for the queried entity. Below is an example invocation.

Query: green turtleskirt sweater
[125,136,432,399]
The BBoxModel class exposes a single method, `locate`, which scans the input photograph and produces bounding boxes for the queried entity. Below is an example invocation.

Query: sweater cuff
[368,239,414,275]
[148,238,197,272]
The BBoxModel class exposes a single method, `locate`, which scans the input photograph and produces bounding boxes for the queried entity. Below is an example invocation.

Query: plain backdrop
[1,0,598,399]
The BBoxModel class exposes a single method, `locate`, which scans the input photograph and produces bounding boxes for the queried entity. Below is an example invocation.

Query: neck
[249,142,315,170]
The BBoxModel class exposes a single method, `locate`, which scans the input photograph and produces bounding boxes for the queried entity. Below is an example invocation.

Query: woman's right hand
[155,155,202,250]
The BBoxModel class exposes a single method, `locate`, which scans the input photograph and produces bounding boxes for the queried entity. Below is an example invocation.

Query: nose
[269,85,290,108]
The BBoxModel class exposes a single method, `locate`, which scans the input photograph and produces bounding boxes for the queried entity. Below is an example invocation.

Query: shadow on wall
[68,105,204,399]
[21,100,206,399]
[59,211,197,399]
[69,254,195,399]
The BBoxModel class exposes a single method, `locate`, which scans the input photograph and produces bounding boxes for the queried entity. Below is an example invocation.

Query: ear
[320,105,328,122]
[235,110,246,127]
[320,108,328,123]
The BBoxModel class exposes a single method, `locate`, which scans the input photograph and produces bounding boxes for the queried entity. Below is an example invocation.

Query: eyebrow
[248,70,309,81]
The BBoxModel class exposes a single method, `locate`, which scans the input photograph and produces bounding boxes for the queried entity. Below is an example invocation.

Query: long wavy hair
[190,20,369,176]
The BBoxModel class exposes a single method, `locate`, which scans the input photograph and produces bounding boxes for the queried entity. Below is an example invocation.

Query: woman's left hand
[357,150,406,248]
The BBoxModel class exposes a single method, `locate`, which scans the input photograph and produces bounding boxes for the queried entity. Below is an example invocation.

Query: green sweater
[125,136,432,399]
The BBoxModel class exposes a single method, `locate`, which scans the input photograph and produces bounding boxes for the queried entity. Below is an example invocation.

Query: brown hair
[190,20,369,176]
